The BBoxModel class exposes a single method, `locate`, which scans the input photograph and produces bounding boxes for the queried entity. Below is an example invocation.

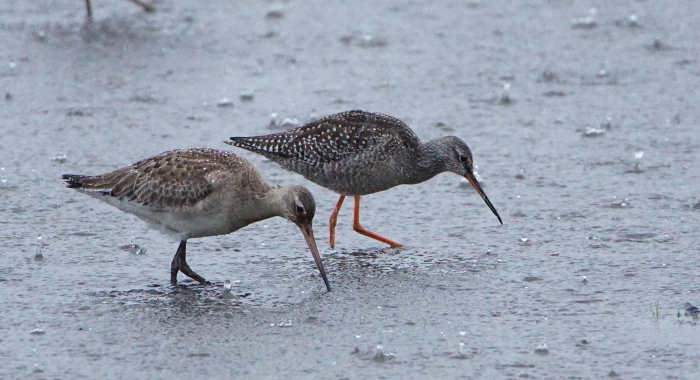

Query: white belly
[89,191,256,241]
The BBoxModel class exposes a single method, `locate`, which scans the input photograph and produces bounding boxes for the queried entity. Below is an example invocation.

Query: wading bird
[63,148,330,291]
[227,110,502,248]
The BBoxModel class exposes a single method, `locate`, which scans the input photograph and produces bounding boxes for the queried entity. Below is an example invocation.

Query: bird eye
[296,205,305,213]
[459,156,468,163]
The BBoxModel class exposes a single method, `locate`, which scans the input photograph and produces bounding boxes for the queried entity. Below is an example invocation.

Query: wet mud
[1,0,699,379]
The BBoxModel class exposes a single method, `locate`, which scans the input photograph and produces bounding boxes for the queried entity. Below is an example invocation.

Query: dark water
[1,0,699,379]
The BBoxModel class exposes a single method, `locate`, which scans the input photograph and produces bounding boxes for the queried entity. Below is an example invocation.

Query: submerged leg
[86,0,153,18]
[328,195,346,248]
[170,240,208,285]
[351,196,403,248]
[127,0,155,12]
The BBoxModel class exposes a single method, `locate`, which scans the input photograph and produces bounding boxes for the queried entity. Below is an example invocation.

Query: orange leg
[328,195,345,248]
[352,196,403,248]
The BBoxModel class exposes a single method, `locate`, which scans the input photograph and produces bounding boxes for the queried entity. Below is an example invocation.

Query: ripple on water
[371,344,396,363]
[534,343,549,355]
[615,232,671,243]
[609,199,631,208]
[87,284,249,310]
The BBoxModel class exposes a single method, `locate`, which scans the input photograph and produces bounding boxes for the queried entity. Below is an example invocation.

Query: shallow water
[1,0,699,379]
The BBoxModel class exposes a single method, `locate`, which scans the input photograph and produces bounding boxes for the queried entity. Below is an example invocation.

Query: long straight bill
[299,223,331,291]
[465,173,503,225]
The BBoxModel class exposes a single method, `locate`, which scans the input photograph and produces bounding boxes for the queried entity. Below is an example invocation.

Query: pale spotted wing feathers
[228,110,422,166]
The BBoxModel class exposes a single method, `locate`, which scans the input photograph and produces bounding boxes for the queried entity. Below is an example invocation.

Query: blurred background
[1,0,699,378]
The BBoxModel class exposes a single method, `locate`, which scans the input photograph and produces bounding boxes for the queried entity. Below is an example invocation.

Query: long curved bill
[465,172,503,225]
[298,222,332,292]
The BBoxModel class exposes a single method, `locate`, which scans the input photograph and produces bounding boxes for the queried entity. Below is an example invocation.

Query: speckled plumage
[229,110,429,196]
[63,148,330,290]
[228,110,503,248]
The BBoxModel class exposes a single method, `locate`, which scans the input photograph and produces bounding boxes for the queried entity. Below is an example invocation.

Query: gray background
[1,0,699,379]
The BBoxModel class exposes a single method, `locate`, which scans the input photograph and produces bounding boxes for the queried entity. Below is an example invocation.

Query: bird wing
[66,148,243,210]
[229,110,422,166]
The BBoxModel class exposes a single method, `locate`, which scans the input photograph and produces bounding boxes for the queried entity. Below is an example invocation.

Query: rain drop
[217,98,234,108]
[51,152,67,164]
[627,14,640,27]
[535,343,549,355]
[127,241,147,255]
[372,344,395,363]
[279,118,300,129]
[583,126,606,137]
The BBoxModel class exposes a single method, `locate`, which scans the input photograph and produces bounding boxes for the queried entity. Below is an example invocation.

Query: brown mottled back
[63,148,251,210]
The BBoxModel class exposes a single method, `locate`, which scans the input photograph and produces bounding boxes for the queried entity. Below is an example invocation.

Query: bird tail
[226,137,257,150]
[226,137,279,155]
[62,174,89,189]
[62,174,113,196]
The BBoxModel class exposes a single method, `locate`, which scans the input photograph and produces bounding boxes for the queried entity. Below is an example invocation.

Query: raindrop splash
[51,153,67,164]
[221,279,234,299]
[372,344,396,363]
[535,342,549,355]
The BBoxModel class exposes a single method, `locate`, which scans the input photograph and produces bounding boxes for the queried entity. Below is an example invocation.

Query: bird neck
[261,186,291,219]
[412,139,449,183]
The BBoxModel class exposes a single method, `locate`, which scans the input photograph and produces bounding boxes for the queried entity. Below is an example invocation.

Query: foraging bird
[84,0,154,19]
[227,110,502,248]
[62,148,330,291]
